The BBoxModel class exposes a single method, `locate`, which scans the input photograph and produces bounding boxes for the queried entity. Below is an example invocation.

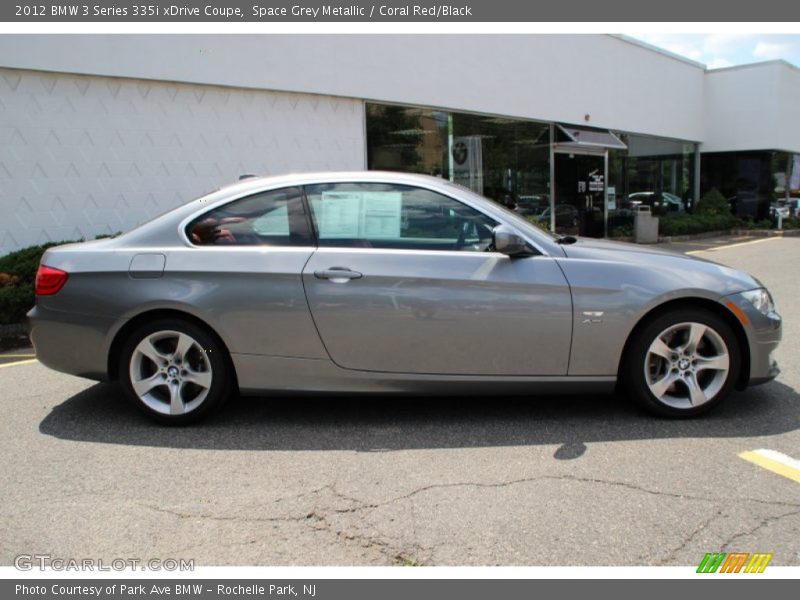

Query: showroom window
[366,102,700,239]
[607,134,697,236]
[699,151,800,222]
[366,103,551,214]
[305,182,498,252]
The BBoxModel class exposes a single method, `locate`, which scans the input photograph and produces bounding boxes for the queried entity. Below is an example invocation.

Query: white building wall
[1,35,798,254]
[703,61,800,154]
[0,34,707,142]
[0,67,365,252]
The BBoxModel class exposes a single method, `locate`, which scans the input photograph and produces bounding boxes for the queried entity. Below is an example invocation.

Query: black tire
[623,308,741,418]
[119,318,233,424]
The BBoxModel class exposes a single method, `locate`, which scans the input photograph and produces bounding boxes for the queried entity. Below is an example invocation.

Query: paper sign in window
[360,192,402,238]
[317,191,402,240]
[318,192,362,238]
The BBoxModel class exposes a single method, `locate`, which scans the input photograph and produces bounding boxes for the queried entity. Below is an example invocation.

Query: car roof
[216,170,452,195]
[106,170,563,256]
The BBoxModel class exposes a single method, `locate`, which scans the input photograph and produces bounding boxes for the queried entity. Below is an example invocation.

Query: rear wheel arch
[107,309,237,388]
[618,297,750,391]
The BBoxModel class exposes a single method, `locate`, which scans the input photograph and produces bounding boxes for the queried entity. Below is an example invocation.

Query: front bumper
[749,359,780,386]
[721,291,782,387]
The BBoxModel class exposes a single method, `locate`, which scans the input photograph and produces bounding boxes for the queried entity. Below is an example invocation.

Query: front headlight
[741,288,775,315]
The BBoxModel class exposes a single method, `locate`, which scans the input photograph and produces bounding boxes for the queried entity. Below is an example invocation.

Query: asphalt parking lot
[1,236,798,567]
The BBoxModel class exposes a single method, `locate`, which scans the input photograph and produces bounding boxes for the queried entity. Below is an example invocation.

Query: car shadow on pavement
[39,380,800,452]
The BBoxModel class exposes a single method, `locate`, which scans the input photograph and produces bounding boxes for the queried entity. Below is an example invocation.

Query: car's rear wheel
[624,308,741,417]
[119,319,231,424]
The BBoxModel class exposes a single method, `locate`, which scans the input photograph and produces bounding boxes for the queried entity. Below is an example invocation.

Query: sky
[629,34,800,69]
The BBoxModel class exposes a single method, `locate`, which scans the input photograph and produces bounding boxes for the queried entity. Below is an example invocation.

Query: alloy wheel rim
[129,330,212,415]
[644,322,730,409]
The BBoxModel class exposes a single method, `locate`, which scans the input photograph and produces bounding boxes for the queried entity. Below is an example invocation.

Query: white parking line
[686,237,781,255]
[739,449,800,484]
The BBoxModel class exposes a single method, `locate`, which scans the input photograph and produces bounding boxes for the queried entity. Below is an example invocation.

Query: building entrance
[553,152,606,238]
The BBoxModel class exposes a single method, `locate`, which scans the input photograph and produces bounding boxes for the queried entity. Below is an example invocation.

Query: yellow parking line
[0,353,36,358]
[0,358,38,368]
[686,237,780,255]
[739,449,800,484]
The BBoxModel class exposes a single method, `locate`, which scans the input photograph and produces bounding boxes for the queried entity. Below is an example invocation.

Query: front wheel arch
[107,309,238,391]
[618,298,750,392]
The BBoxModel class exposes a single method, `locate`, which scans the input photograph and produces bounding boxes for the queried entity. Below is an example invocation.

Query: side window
[304,183,498,252]
[186,187,312,247]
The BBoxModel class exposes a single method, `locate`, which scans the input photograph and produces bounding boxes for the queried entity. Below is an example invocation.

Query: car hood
[561,237,683,258]
[559,237,761,295]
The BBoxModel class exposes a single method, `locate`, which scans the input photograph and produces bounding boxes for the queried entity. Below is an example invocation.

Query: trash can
[634,205,659,244]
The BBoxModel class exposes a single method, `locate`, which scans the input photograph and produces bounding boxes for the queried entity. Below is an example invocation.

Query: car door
[174,186,325,359]
[301,181,573,376]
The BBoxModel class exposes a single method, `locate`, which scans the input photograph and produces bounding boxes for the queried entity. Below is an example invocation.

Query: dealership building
[0,34,799,253]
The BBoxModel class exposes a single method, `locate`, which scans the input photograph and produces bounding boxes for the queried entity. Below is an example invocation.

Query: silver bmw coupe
[28,172,781,423]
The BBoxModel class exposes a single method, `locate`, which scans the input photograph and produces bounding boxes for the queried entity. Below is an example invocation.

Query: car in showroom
[530,204,580,229]
[769,202,791,220]
[511,194,549,217]
[28,172,782,423]
[627,191,686,213]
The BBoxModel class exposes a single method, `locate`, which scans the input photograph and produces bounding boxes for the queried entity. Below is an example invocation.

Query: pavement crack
[300,506,407,564]
[136,503,312,524]
[329,474,799,514]
[720,508,800,552]
[654,506,726,565]
[137,477,800,567]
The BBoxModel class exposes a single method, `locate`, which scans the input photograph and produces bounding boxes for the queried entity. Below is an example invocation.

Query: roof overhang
[556,124,628,151]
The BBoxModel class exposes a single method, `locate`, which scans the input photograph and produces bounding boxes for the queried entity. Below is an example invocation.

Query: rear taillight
[35,265,68,296]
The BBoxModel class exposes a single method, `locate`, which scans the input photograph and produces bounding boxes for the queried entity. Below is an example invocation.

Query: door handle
[313,267,363,282]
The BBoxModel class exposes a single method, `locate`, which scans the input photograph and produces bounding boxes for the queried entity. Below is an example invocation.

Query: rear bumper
[27,305,114,381]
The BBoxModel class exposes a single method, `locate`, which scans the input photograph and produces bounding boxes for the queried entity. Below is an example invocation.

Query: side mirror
[493,225,532,257]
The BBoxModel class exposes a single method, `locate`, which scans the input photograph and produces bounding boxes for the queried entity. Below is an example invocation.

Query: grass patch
[394,553,423,566]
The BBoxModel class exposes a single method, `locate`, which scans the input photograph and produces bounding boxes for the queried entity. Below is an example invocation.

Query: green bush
[658,189,740,236]
[659,213,739,237]
[526,217,549,232]
[0,283,35,325]
[0,242,74,282]
[611,224,634,238]
[0,240,80,325]
[694,188,732,216]
[782,216,800,230]
[739,218,774,230]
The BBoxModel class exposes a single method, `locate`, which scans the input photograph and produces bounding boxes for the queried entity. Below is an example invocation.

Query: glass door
[553,151,607,238]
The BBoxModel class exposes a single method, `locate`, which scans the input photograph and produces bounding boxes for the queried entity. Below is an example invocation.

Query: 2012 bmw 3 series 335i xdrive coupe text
[28,172,782,423]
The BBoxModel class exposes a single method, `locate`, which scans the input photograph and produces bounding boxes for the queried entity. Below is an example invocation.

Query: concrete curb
[658,228,800,244]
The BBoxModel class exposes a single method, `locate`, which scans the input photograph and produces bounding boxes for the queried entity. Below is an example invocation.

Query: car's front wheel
[624,308,741,417]
[119,319,232,424]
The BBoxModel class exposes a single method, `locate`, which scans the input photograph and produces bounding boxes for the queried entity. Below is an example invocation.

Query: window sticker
[360,192,402,238]
[317,191,403,239]
[318,192,362,238]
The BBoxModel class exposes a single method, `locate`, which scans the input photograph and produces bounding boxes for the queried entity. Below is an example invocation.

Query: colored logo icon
[697,552,773,573]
